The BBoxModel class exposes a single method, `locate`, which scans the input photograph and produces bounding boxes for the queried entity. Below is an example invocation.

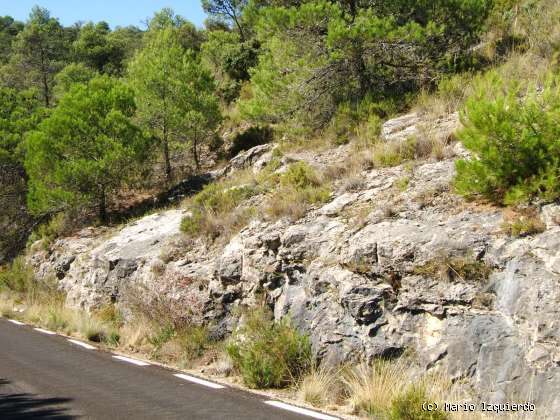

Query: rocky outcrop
[30,114,560,412]
[381,112,460,145]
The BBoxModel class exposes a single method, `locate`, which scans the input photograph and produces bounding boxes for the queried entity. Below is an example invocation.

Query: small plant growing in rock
[394,176,410,192]
[501,207,546,237]
[344,257,372,275]
[226,307,311,389]
[265,162,331,221]
[373,137,416,168]
[414,253,492,283]
[180,180,258,239]
[382,205,399,219]
[473,291,495,309]
[280,161,321,189]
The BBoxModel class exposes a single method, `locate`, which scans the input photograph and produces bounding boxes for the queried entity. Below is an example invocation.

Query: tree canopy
[25,76,148,221]
[129,25,221,181]
[0,1,526,263]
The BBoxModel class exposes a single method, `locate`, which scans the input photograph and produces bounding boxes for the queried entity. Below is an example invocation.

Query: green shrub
[177,326,210,360]
[454,73,560,205]
[181,181,257,238]
[395,177,410,192]
[180,208,207,236]
[373,138,417,168]
[193,183,256,213]
[0,256,35,293]
[389,385,448,420]
[280,162,322,190]
[227,308,311,389]
[46,307,70,331]
[28,213,66,249]
[329,102,356,145]
[356,114,383,148]
[148,323,176,350]
[265,162,331,221]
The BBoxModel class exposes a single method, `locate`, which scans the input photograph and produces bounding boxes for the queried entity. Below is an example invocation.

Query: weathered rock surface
[30,114,560,413]
[381,111,460,145]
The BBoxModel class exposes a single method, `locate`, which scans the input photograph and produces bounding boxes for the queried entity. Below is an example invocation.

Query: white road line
[8,319,25,325]
[173,374,226,389]
[34,327,56,335]
[264,401,339,420]
[68,339,96,350]
[112,355,150,366]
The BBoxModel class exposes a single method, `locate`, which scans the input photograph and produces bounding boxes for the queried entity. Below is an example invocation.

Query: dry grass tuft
[501,207,546,237]
[414,253,492,284]
[344,360,410,417]
[297,366,344,407]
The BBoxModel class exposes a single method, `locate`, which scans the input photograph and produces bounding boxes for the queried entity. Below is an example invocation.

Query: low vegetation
[0,258,213,368]
[265,162,331,221]
[296,358,465,420]
[501,207,546,237]
[297,366,344,408]
[181,172,259,240]
[414,253,493,283]
[226,307,311,389]
[1,259,492,418]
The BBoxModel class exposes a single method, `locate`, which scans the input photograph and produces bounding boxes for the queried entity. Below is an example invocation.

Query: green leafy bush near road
[0,256,35,293]
[389,385,449,420]
[227,307,311,389]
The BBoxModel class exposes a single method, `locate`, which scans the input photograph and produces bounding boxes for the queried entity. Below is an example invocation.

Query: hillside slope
[29,112,560,412]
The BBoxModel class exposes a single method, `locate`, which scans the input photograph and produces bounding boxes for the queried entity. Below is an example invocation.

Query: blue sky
[0,0,207,28]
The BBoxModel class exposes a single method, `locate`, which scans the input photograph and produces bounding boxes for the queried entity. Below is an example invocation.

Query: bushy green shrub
[280,162,321,190]
[227,308,311,389]
[373,138,417,168]
[148,323,176,349]
[181,181,257,238]
[0,256,35,293]
[389,385,448,420]
[27,213,66,249]
[356,114,383,147]
[177,326,210,360]
[193,183,256,213]
[454,73,560,204]
[180,208,207,236]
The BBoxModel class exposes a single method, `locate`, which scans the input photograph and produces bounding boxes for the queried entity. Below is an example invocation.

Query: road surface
[0,318,336,420]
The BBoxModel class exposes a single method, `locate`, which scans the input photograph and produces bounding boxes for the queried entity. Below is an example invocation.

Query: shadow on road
[0,379,75,419]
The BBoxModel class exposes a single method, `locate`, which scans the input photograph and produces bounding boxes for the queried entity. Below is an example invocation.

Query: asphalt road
[0,318,335,420]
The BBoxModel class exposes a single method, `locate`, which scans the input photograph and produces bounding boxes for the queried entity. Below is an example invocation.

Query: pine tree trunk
[192,135,200,171]
[163,127,172,183]
[99,189,107,223]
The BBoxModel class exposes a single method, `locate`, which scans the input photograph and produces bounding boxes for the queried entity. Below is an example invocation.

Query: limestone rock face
[381,112,460,145]
[30,114,560,411]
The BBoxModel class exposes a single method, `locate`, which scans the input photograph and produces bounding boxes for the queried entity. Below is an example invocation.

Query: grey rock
[28,112,560,411]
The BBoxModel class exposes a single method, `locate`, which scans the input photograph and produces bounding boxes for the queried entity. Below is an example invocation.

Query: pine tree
[128,26,221,182]
[25,76,148,222]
